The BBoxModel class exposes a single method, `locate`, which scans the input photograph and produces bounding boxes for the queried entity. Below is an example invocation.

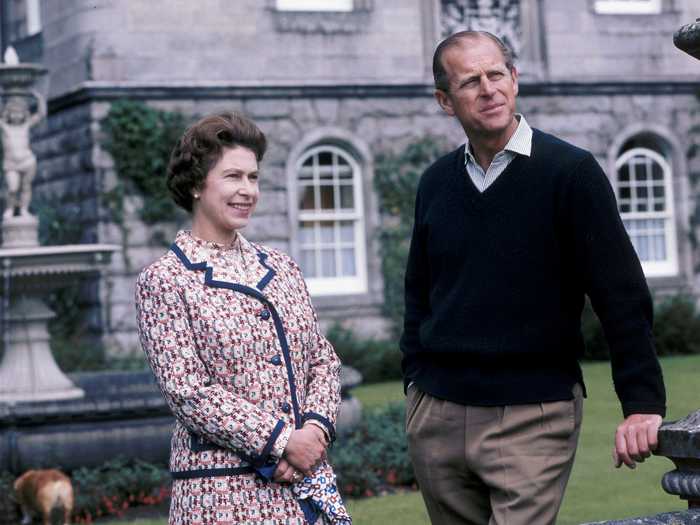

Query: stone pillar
[656,411,700,509]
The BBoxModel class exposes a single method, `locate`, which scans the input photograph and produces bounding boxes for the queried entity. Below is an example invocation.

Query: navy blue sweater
[400,129,666,417]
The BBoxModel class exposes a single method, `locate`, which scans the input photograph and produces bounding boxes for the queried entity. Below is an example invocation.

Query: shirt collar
[464,114,533,166]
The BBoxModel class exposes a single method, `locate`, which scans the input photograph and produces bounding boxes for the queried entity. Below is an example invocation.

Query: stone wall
[40,0,433,99]
[544,0,700,81]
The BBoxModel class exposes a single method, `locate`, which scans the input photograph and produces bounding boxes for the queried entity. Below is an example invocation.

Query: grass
[109,355,699,525]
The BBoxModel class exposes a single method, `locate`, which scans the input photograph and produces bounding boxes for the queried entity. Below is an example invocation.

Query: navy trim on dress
[171,466,255,479]
[255,420,286,467]
[302,412,336,443]
[254,249,276,291]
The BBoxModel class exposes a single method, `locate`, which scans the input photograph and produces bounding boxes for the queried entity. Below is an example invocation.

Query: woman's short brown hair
[167,112,267,212]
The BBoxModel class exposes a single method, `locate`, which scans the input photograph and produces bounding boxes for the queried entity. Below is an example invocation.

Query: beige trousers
[406,384,583,525]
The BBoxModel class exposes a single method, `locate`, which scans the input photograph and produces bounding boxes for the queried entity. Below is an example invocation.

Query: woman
[135,112,351,524]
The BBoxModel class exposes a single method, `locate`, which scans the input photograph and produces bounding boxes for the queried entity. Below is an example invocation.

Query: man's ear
[434,89,455,116]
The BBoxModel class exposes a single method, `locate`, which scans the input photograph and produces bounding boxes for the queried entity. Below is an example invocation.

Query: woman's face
[192,146,260,242]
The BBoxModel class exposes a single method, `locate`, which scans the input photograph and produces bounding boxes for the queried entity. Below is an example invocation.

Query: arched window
[614,147,677,277]
[295,145,367,295]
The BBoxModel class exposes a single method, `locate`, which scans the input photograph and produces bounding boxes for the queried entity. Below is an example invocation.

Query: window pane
[298,165,314,180]
[636,164,648,181]
[618,164,629,182]
[619,187,630,199]
[652,186,665,198]
[318,151,333,166]
[620,203,630,213]
[320,221,335,243]
[341,248,356,276]
[299,186,316,210]
[340,185,354,209]
[299,221,315,244]
[339,221,354,242]
[320,185,335,209]
[637,203,648,212]
[637,186,648,199]
[651,163,663,180]
[321,249,336,277]
[300,249,316,277]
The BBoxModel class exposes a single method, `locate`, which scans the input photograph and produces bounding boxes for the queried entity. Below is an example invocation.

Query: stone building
[1,0,699,355]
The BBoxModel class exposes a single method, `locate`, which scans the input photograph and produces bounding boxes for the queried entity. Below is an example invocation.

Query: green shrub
[330,401,414,498]
[653,295,700,355]
[71,457,170,523]
[326,324,402,384]
[0,471,19,525]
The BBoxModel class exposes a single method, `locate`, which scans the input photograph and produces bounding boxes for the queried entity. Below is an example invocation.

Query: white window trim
[594,0,661,14]
[295,145,368,296]
[276,0,353,12]
[615,147,678,277]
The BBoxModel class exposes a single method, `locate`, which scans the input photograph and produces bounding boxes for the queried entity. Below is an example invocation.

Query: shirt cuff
[271,423,293,459]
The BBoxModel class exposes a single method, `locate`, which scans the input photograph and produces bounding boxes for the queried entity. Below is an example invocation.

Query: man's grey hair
[432,31,515,93]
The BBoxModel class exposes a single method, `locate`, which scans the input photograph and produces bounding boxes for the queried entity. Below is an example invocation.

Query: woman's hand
[283,426,326,476]
[273,458,303,484]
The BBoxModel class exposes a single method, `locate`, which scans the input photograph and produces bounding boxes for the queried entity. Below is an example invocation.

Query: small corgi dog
[14,469,74,525]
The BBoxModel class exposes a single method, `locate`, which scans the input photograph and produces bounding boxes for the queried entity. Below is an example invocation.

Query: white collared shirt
[464,114,533,192]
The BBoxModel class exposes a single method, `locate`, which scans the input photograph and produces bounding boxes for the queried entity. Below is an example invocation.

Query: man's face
[435,36,519,141]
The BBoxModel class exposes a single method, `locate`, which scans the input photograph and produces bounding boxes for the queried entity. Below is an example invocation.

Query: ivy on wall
[101,100,187,225]
[373,136,448,338]
[101,100,187,267]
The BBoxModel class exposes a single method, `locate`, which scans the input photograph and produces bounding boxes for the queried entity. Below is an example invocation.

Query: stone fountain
[0,47,119,403]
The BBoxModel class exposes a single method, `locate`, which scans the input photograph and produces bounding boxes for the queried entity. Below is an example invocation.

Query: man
[401,31,666,525]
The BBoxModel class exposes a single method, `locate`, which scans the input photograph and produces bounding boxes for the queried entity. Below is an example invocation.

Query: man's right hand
[284,427,326,476]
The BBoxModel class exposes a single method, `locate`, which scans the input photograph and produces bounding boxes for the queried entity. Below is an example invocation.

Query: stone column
[656,411,700,509]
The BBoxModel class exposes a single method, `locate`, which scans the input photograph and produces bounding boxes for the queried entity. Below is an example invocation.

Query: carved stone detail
[440,0,522,58]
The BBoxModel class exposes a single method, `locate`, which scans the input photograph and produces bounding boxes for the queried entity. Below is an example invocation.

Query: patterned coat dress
[136,230,349,524]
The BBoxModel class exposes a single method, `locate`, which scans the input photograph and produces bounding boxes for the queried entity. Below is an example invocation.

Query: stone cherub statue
[0,90,46,219]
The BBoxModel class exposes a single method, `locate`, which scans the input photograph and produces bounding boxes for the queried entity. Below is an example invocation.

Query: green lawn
[110,355,699,525]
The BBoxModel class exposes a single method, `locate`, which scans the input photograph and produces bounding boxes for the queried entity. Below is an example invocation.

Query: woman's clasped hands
[273,423,328,484]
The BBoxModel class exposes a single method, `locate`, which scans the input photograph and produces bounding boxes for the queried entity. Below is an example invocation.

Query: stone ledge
[583,510,700,524]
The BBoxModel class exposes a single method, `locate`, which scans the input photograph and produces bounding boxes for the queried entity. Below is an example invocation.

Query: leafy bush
[330,401,414,498]
[0,471,19,525]
[326,324,402,383]
[101,100,187,225]
[582,295,700,360]
[71,457,170,523]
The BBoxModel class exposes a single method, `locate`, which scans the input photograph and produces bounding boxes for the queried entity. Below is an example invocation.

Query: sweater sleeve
[399,188,431,390]
[569,153,666,418]
[135,267,288,467]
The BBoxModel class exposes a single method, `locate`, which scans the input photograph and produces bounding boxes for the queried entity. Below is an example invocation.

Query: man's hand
[284,426,326,476]
[613,413,663,469]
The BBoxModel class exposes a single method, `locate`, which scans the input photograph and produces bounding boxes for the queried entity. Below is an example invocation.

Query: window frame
[293,144,368,296]
[593,0,662,14]
[275,0,354,12]
[614,147,678,277]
